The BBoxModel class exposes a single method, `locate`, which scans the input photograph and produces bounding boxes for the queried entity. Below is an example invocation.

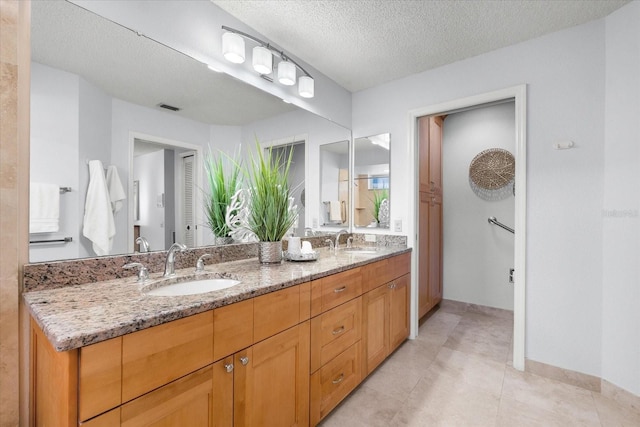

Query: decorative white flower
[225,189,258,243]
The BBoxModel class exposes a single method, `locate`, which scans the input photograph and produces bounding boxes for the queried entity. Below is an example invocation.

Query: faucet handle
[123,262,149,282]
[346,237,353,248]
[196,254,212,272]
[325,239,335,252]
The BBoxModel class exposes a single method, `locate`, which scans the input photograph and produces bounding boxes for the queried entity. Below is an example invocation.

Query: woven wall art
[468,148,515,201]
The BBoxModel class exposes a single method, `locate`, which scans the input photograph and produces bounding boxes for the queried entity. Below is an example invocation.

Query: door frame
[408,85,527,370]
[128,132,203,252]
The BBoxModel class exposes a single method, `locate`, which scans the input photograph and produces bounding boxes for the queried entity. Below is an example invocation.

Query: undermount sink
[144,278,241,296]
[342,247,379,255]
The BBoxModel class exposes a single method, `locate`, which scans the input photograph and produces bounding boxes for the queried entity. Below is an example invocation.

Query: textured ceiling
[213,0,629,92]
[31,0,295,126]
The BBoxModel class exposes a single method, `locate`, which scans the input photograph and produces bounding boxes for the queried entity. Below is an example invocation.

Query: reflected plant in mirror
[204,148,241,245]
[354,133,391,229]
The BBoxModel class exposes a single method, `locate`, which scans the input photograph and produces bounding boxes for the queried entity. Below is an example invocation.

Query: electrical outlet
[365,234,376,243]
[394,219,402,232]
[312,218,318,228]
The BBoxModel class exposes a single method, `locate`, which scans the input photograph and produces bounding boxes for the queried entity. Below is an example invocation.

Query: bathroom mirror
[319,141,350,228]
[353,133,391,229]
[29,0,350,262]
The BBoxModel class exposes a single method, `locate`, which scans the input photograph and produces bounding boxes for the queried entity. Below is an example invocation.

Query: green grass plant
[204,148,241,238]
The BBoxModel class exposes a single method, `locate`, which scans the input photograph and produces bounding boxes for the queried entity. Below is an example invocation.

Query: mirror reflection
[319,141,350,227]
[28,0,350,262]
[353,133,391,228]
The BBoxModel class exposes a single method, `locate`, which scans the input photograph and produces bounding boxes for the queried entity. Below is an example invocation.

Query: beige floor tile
[418,310,462,340]
[318,384,404,427]
[593,392,640,427]
[497,396,600,427]
[438,299,469,315]
[391,374,500,427]
[501,367,601,425]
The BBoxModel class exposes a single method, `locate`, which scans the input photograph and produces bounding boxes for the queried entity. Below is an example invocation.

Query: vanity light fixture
[221,26,314,98]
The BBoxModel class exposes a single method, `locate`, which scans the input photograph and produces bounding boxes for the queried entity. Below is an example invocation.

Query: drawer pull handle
[388,283,396,289]
[240,356,249,366]
[334,286,347,293]
[332,326,345,335]
[332,373,344,384]
[224,363,234,373]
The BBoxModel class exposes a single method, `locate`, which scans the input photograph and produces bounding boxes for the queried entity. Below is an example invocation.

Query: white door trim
[408,84,527,371]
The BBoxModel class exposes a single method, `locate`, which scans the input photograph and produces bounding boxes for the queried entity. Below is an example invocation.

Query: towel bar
[29,237,73,244]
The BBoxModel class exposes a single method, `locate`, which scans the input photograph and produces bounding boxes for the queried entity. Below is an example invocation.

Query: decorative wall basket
[468,148,515,201]
[258,240,283,264]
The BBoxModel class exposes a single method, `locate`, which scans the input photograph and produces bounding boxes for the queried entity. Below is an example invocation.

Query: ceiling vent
[158,103,180,112]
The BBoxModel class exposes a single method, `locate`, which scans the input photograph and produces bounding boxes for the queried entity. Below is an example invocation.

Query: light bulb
[222,32,245,64]
[252,46,272,74]
[298,76,314,98]
[278,61,296,86]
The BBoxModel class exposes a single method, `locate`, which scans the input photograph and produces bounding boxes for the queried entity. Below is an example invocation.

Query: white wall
[353,19,607,378]
[30,63,81,262]
[78,77,112,258]
[602,1,640,396]
[442,103,515,310]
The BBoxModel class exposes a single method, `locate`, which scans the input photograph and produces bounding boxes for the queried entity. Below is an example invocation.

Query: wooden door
[120,366,214,427]
[428,196,443,308]
[389,274,410,351]
[418,192,431,318]
[235,323,310,427]
[429,116,443,195]
[362,284,389,375]
[212,357,234,427]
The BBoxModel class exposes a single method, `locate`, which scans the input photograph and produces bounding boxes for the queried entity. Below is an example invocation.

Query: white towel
[29,183,60,233]
[82,160,115,256]
[106,165,126,214]
[329,200,342,221]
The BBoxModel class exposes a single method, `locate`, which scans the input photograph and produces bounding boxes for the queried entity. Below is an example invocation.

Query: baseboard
[525,359,640,413]
[525,359,600,392]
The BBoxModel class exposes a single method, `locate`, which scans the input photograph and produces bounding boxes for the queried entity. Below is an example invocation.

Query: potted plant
[371,188,389,226]
[245,144,299,263]
[204,148,241,245]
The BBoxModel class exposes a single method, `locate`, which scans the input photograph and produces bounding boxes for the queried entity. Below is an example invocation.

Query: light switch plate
[394,219,402,232]
[312,218,318,228]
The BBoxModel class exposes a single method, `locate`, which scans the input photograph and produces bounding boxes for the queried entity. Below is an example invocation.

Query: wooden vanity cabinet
[362,254,411,376]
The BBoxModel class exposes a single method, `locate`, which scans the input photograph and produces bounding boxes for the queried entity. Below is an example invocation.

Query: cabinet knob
[240,356,249,366]
[334,286,347,293]
[224,363,234,373]
[388,282,396,289]
[332,326,345,335]
[332,373,344,384]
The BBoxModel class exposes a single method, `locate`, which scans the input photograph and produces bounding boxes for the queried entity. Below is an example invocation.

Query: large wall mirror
[29,0,350,262]
[319,141,350,228]
[353,133,391,229]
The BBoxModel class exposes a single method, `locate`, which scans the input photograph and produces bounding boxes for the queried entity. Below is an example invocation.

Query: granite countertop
[23,247,411,352]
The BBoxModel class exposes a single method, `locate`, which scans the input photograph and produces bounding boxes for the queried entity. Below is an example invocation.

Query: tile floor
[320,300,640,426]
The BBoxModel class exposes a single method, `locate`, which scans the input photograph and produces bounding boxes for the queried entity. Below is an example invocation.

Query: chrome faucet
[136,236,150,253]
[304,227,315,237]
[164,243,187,277]
[334,229,349,253]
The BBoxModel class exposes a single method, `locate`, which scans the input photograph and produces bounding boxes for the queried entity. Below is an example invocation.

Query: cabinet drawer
[78,337,122,422]
[79,408,120,427]
[122,311,213,402]
[362,253,411,293]
[311,267,362,316]
[310,297,362,373]
[310,341,362,425]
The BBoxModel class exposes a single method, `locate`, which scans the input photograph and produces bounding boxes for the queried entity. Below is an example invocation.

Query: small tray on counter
[283,250,319,262]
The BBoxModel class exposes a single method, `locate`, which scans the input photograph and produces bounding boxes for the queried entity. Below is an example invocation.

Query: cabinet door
[362,284,389,375]
[418,115,443,195]
[389,274,410,352]
[120,365,214,427]
[428,196,443,308]
[418,192,431,318]
[212,357,234,427]
[235,322,310,427]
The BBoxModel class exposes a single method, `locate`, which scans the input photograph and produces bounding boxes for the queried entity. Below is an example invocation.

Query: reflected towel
[29,183,60,233]
[106,165,126,214]
[82,160,115,256]
[329,201,342,221]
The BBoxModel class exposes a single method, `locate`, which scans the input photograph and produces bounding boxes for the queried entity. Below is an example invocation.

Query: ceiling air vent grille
[158,103,180,112]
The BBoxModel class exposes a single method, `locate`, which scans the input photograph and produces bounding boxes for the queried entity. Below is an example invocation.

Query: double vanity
[25,244,411,426]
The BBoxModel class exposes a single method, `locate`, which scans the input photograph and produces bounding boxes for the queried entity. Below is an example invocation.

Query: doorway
[409,85,527,370]
[130,133,202,252]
